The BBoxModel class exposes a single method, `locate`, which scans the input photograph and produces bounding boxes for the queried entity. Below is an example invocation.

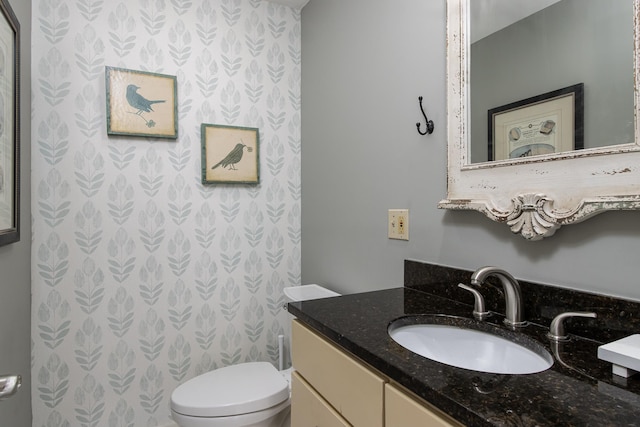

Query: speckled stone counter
[288,268,640,426]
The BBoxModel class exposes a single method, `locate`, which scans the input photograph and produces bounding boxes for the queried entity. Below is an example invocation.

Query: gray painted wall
[301,0,640,302]
[0,0,31,425]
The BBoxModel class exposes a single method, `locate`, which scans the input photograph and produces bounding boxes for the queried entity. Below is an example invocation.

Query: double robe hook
[416,96,434,135]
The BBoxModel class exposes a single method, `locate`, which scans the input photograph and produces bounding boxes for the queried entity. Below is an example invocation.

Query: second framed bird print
[105,66,178,139]
[201,124,259,185]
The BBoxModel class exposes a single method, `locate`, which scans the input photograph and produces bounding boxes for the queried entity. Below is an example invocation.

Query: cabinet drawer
[292,320,385,427]
[291,371,351,427]
[385,383,463,427]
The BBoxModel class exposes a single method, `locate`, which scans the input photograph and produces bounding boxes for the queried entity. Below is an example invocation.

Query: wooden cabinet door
[385,383,462,427]
[291,371,351,427]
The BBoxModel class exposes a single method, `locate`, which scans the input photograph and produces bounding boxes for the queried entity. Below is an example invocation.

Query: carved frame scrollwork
[439,0,640,240]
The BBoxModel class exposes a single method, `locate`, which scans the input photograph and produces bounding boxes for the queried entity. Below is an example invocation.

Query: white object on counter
[283,284,340,302]
[598,334,640,378]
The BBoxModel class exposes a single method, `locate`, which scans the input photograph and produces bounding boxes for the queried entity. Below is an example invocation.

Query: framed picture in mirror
[488,83,584,161]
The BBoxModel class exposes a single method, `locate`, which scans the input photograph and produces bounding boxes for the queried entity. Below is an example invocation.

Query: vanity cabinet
[291,319,385,427]
[291,320,462,427]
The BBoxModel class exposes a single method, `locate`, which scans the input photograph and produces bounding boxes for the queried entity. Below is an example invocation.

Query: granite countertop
[288,287,640,427]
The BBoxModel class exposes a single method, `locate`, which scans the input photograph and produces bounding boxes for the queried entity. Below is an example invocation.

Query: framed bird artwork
[201,124,259,185]
[105,66,178,139]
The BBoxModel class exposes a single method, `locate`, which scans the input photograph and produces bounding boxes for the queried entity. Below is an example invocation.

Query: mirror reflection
[469,0,635,164]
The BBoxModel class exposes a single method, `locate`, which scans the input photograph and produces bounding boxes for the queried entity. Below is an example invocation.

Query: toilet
[170,284,340,427]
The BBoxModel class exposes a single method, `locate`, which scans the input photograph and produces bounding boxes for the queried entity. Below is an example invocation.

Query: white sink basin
[389,318,553,375]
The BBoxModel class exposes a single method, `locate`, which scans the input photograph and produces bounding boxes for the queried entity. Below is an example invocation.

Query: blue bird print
[126,84,165,127]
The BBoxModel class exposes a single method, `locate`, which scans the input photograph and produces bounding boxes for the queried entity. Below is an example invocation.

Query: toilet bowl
[171,362,290,427]
[170,285,339,427]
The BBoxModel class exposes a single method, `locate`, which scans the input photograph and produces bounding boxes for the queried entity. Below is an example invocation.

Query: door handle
[0,375,21,400]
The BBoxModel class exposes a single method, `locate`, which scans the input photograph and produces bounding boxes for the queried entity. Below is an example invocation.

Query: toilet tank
[280,285,340,371]
[283,284,340,303]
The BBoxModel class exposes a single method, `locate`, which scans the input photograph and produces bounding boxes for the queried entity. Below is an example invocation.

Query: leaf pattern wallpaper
[31,0,302,426]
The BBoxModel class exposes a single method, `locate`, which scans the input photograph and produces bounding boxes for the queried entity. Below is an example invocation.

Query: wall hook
[416,96,434,135]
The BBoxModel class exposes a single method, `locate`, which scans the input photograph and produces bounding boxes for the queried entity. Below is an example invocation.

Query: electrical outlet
[388,209,409,240]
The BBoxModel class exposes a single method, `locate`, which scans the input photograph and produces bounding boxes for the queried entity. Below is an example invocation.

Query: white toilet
[170,284,340,427]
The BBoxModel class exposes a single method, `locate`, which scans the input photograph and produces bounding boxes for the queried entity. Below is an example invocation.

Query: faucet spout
[470,266,526,328]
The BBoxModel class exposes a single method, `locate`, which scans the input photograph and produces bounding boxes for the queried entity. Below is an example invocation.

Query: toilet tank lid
[283,284,340,302]
[170,362,289,417]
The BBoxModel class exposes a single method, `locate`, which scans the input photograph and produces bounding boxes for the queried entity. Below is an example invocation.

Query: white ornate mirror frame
[439,0,640,240]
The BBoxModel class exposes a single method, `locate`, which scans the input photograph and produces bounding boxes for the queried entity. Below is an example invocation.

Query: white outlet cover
[388,209,409,240]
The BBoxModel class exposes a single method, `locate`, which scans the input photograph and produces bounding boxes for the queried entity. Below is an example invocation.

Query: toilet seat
[171,362,290,418]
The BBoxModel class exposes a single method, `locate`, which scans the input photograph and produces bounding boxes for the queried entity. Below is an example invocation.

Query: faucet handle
[458,283,490,321]
[547,311,597,341]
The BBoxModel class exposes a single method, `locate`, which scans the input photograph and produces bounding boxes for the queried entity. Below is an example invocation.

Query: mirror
[439,0,640,240]
[470,0,635,164]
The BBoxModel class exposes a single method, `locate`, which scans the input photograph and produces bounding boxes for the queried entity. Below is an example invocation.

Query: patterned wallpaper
[31,0,301,426]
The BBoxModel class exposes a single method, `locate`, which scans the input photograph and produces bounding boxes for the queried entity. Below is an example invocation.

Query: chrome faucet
[470,266,526,328]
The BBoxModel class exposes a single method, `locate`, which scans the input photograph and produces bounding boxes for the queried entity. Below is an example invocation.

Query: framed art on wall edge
[0,0,19,246]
